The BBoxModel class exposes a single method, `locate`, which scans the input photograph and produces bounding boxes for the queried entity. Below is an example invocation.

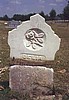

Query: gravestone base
[9,65,54,97]
[33,95,62,100]
[33,95,55,100]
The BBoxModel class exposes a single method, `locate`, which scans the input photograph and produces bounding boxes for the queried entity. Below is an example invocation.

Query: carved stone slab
[9,65,54,95]
[8,14,61,60]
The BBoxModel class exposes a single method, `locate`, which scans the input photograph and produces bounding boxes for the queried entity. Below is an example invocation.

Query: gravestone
[8,14,61,99]
[6,20,21,29]
[8,14,61,60]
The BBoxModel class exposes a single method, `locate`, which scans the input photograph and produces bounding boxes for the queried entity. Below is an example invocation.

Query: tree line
[0,1,69,21]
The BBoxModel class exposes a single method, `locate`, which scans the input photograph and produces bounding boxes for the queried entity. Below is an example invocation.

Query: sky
[0,0,67,17]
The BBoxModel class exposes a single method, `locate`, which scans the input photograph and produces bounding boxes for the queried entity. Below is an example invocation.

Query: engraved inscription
[24,28,46,51]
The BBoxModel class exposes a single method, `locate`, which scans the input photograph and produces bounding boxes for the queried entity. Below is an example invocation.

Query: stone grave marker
[6,20,21,29]
[8,14,61,99]
[8,14,61,60]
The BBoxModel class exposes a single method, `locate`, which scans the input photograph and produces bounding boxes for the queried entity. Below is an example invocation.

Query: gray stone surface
[8,14,61,60]
[9,65,54,96]
[34,95,55,100]
[6,20,21,28]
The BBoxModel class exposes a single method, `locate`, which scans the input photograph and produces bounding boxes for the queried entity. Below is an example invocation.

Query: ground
[0,20,69,99]
[47,21,69,93]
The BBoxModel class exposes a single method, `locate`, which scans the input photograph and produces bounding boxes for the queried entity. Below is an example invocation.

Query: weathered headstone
[8,14,61,60]
[6,20,21,29]
[8,14,61,99]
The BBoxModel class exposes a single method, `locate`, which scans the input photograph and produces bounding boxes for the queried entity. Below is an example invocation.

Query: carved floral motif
[25,28,45,50]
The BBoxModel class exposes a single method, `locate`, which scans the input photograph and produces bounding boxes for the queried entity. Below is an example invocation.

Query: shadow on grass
[0,81,9,88]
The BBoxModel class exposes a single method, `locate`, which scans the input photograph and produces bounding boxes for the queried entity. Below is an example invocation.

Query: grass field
[0,21,69,98]
[49,21,69,96]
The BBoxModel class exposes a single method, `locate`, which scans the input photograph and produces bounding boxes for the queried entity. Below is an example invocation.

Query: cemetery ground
[0,20,69,100]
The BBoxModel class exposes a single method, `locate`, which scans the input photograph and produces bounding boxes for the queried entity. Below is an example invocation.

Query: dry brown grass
[47,21,69,95]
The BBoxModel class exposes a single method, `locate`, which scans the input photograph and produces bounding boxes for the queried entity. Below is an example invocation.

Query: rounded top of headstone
[30,14,45,20]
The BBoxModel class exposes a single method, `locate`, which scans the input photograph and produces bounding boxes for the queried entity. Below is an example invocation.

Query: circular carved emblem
[24,28,46,51]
